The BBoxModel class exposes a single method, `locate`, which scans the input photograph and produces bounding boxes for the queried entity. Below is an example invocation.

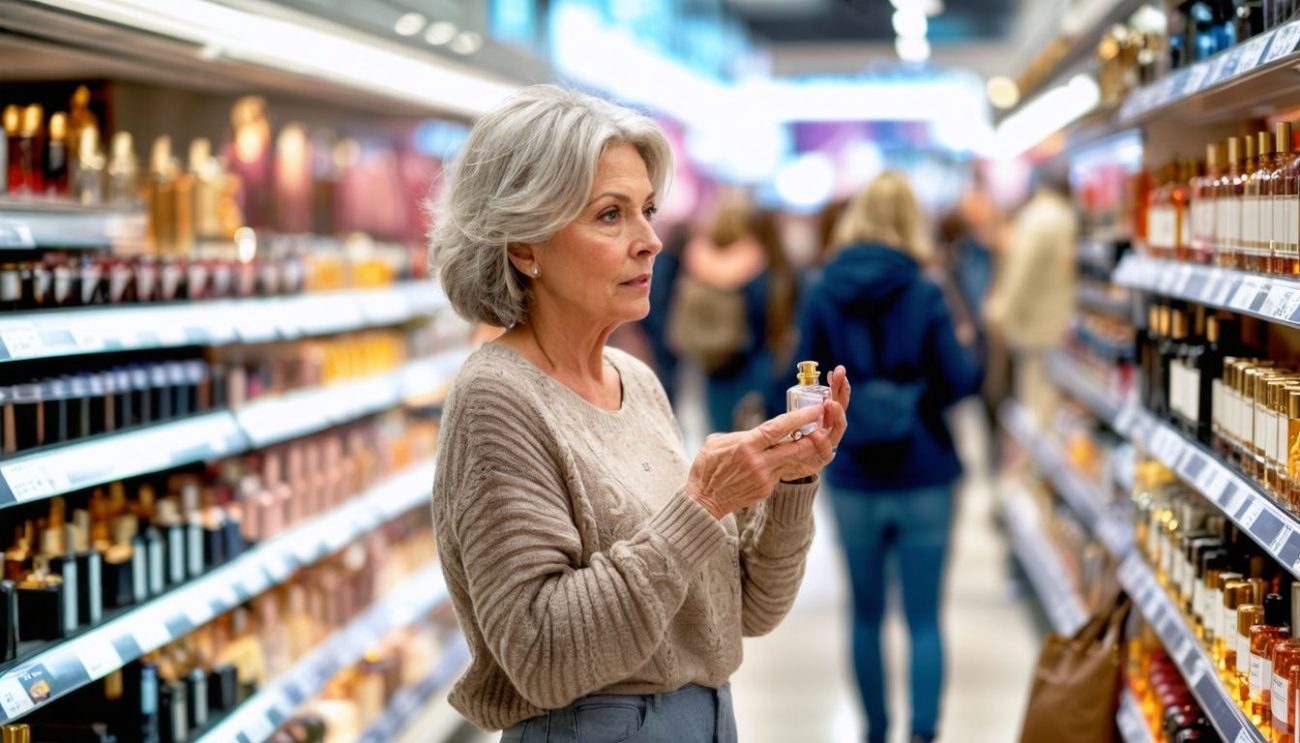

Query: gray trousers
[500,683,737,743]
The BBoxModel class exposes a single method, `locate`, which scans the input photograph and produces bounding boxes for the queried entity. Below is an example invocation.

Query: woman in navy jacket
[790,171,982,743]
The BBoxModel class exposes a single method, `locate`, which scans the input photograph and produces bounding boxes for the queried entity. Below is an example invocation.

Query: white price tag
[184,600,214,627]
[130,617,170,652]
[1226,488,1248,515]
[243,710,277,742]
[241,568,270,597]
[1214,277,1239,305]
[215,583,240,609]
[1237,33,1273,74]
[1198,467,1229,499]
[0,327,43,360]
[1183,61,1212,93]
[1237,728,1256,743]
[264,553,292,582]
[0,460,64,503]
[77,640,123,681]
[0,676,34,719]
[1272,526,1294,554]
[295,538,321,564]
[1241,500,1266,529]
[1283,288,1300,321]
[1265,21,1300,64]
[1232,280,1261,310]
[1188,658,1207,686]
[1176,634,1193,661]
[1262,287,1291,317]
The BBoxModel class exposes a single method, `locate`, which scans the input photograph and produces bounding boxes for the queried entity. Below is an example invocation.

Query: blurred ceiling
[725,0,1022,45]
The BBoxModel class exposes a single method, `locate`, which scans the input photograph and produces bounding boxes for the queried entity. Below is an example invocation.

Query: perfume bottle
[786,361,830,438]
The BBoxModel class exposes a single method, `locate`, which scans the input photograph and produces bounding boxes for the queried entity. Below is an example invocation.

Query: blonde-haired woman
[792,171,981,743]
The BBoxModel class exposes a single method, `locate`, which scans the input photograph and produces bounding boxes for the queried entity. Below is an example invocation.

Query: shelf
[0,282,446,363]
[0,458,438,724]
[1117,553,1265,742]
[1118,687,1155,743]
[0,410,247,506]
[0,198,146,250]
[1079,234,1130,275]
[1044,352,1128,427]
[1077,284,1132,319]
[1114,405,1300,582]
[195,562,449,743]
[1114,254,1300,329]
[357,636,470,743]
[1001,486,1090,636]
[1119,20,1300,126]
[400,348,471,403]
[0,351,465,507]
[1001,400,1134,558]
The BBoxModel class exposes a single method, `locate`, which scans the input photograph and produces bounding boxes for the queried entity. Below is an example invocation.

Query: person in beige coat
[985,177,1078,427]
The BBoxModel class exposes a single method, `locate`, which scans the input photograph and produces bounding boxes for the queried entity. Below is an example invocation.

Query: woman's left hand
[772,365,851,483]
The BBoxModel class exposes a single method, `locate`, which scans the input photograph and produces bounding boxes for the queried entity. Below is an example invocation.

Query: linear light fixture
[990,73,1100,159]
[32,0,520,118]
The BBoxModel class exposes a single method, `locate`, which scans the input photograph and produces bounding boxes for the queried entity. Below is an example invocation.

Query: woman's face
[536,142,662,326]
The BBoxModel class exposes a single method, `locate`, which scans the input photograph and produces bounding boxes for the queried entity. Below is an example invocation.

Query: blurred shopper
[641,222,689,406]
[792,171,983,743]
[670,203,798,432]
[428,85,850,743]
[985,172,1078,428]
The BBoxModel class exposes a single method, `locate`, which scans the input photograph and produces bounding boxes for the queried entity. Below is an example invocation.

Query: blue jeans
[500,683,736,743]
[829,485,954,743]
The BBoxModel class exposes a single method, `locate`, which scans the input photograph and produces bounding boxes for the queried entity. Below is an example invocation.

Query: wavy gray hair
[427,85,674,328]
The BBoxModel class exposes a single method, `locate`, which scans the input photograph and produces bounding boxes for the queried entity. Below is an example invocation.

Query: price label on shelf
[1188,658,1208,687]
[1232,279,1261,310]
[0,220,34,249]
[130,617,171,653]
[0,675,34,720]
[1236,728,1257,743]
[1283,289,1300,323]
[1225,487,1247,515]
[184,600,214,627]
[1214,277,1240,306]
[0,326,43,360]
[1182,61,1213,94]
[264,552,292,582]
[1241,500,1266,529]
[1262,287,1290,318]
[215,583,240,609]
[1236,33,1274,75]
[242,710,277,742]
[1272,526,1294,554]
[1265,21,1300,64]
[0,460,70,504]
[1198,467,1230,501]
[76,639,123,681]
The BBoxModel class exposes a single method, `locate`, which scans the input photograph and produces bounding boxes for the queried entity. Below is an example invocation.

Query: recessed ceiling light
[896,36,931,63]
[986,76,1020,109]
[424,21,458,46]
[890,0,944,18]
[449,31,483,55]
[892,9,928,39]
[393,12,426,36]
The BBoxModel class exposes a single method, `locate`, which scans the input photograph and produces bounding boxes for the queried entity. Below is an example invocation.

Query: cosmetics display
[5,507,438,743]
[1127,621,1217,741]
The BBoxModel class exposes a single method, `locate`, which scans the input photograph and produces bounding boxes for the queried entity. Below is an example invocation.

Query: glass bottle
[1273,583,1300,742]
[1226,581,1256,678]
[1249,131,1276,274]
[1279,121,1300,276]
[2,105,18,194]
[107,131,139,207]
[1193,144,1219,265]
[73,126,104,206]
[1288,388,1300,512]
[13,104,44,196]
[1219,137,1246,269]
[1149,163,1173,259]
[44,112,68,198]
[1243,603,1267,703]
[787,361,830,439]
[1253,592,1290,730]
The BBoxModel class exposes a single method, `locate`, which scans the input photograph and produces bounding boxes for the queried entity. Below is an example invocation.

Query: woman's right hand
[686,404,832,520]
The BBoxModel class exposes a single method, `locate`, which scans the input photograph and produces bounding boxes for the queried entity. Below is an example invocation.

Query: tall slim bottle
[1174,159,1193,262]
[1279,121,1300,276]
[1253,592,1291,730]
[1221,137,1246,269]
[1273,583,1300,742]
[1250,131,1277,274]
[1193,144,1220,265]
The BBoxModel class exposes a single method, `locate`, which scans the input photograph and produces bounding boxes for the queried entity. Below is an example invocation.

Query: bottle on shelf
[1247,130,1276,274]
[1252,592,1290,730]
[1272,121,1298,276]
[1219,137,1247,270]
[1274,583,1300,742]
[1193,143,1220,264]
[44,112,68,198]
[12,104,45,196]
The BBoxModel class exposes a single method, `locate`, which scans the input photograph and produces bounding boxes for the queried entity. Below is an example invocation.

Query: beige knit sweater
[431,343,819,731]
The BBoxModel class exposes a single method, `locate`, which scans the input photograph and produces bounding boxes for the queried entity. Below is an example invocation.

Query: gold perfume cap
[1279,122,1294,155]
[1226,581,1253,609]
[1260,131,1275,157]
[1207,142,1220,169]
[1239,603,1264,636]
[2,724,30,743]
[48,112,66,142]
[1228,137,1242,165]
[20,104,42,137]
[796,361,820,386]
[1207,315,1219,343]
[2,105,18,135]
[1290,388,1300,418]
[1246,133,1258,160]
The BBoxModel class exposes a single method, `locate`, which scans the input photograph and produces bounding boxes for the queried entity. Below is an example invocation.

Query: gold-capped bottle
[786,361,830,439]
[1274,122,1298,276]
[1248,130,1276,273]
[1221,137,1247,269]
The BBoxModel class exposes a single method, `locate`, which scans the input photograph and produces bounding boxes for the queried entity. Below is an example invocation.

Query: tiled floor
[446,394,1046,742]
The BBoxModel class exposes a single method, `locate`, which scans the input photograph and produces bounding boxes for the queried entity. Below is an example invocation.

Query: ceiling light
[892,9,928,39]
[890,0,944,17]
[34,0,518,117]
[991,73,1100,158]
[424,21,458,45]
[393,12,425,36]
[895,36,931,63]
[986,76,1020,109]
[449,31,482,55]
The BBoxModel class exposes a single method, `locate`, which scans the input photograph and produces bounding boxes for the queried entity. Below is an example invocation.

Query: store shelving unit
[1117,553,1264,742]
[0,198,146,251]
[1001,485,1090,636]
[1043,352,1129,427]
[0,347,468,506]
[358,637,470,743]
[1001,400,1133,558]
[0,282,445,363]
[195,562,450,743]
[0,458,438,724]
[1077,284,1132,319]
[1113,254,1300,329]
[1118,687,1155,743]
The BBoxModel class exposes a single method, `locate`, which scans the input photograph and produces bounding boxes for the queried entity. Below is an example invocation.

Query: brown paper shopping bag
[1018,593,1131,743]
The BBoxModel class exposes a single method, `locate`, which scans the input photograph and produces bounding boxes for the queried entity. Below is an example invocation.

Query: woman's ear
[506,242,538,276]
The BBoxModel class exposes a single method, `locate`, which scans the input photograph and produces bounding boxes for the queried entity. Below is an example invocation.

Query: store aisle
[730,405,1042,742]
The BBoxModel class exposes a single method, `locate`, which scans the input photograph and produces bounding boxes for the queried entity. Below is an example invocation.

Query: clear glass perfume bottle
[787,360,830,439]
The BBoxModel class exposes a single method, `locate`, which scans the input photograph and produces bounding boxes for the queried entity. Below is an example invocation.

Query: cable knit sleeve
[735,478,819,637]
[445,387,729,710]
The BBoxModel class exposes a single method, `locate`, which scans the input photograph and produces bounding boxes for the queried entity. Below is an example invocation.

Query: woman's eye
[643,206,658,221]
[599,208,620,223]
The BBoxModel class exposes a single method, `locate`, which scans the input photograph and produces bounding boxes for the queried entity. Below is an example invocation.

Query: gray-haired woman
[428,86,851,743]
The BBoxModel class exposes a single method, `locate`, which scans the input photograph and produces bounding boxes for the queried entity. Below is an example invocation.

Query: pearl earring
[531,265,540,278]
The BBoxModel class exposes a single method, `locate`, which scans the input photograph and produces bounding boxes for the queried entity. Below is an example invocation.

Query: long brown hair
[752,210,798,363]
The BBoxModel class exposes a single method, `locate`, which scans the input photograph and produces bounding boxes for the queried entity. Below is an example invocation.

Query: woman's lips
[620,274,651,289]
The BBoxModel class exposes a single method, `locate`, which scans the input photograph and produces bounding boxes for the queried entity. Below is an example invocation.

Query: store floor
[449,394,1044,743]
